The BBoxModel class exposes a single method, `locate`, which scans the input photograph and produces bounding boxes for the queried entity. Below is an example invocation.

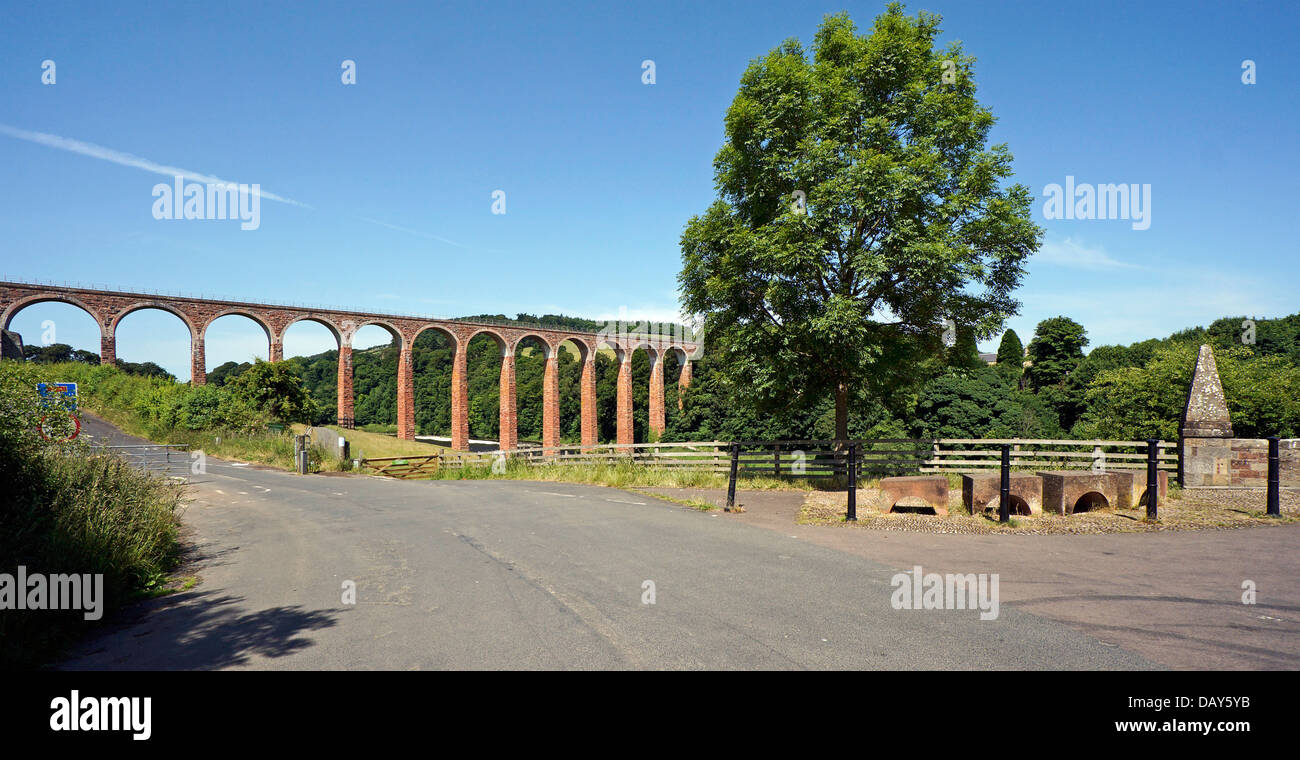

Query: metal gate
[97,444,191,480]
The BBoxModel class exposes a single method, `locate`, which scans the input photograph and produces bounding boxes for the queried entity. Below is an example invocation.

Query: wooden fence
[362,438,1178,479]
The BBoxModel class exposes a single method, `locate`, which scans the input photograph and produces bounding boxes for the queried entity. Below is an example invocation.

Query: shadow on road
[61,591,341,670]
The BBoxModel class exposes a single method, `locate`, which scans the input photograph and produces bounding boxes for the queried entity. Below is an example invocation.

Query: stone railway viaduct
[0,282,701,452]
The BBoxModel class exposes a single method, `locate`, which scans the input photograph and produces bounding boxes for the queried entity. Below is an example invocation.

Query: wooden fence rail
[361,438,1178,479]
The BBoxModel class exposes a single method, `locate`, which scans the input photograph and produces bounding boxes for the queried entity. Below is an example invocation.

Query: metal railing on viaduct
[0,279,701,451]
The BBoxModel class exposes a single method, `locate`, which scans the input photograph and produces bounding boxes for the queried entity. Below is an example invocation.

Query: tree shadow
[56,590,341,670]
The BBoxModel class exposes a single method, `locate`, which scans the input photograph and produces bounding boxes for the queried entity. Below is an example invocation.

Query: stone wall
[1,329,23,360]
[1174,343,1300,489]
[1182,437,1300,488]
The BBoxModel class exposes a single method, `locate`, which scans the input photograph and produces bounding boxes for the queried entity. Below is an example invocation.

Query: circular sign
[38,413,81,442]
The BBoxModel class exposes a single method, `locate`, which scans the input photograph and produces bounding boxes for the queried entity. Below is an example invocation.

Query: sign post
[36,382,80,441]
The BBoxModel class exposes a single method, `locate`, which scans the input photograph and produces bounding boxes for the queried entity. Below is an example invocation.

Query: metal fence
[95,443,191,480]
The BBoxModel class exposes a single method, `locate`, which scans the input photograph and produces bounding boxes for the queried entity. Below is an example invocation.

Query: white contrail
[0,123,310,208]
[358,216,468,248]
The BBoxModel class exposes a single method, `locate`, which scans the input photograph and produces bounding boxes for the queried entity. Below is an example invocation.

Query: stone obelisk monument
[1179,344,1234,486]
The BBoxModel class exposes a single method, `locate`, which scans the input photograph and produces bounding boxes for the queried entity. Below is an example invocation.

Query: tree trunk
[835,381,848,443]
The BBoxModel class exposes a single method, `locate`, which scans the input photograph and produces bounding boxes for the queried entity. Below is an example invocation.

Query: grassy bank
[298,424,447,461]
[409,456,825,490]
[0,360,185,668]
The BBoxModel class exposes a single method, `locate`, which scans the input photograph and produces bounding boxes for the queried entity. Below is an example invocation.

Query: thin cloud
[358,216,469,249]
[0,123,509,250]
[0,123,310,207]
[1037,237,1145,271]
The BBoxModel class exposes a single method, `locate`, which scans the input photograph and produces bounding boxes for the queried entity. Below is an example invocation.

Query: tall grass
[417,457,824,490]
[1,360,184,668]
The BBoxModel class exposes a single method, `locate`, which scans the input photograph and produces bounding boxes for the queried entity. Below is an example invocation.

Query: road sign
[36,382,80,441]
[37,382,78,411]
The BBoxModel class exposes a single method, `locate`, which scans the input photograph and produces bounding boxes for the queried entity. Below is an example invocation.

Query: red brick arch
[202,309,275,344]
[349,318,404,345]
[278,315,343,346]
[466,328,509,354]
[2,292,104,331]
[109,301,200,337]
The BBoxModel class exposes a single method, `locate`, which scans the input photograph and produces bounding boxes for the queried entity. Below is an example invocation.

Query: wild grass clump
[412,456,823,490]
[0,360,184,668]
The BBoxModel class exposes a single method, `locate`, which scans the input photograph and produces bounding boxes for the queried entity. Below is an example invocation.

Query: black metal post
[726,443,739,511]
[999,444,1010,523]
[1146,439,1159,521]
[1268,436,1281,517]
[847,443,858,521]
[774,443,781,476]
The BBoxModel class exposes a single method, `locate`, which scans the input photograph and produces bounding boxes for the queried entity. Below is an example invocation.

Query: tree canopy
[996,329,1024,367]
[678,5,1041,439]
[1025,316,1088,390]
[227,359,318,424]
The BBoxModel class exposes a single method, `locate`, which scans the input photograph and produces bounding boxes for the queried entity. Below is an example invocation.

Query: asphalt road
[65,414,1156,670]
[653,488,1300,670]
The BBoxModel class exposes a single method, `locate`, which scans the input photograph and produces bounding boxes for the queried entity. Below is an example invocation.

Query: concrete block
[961,473,1042,515]
[879,476,949,516]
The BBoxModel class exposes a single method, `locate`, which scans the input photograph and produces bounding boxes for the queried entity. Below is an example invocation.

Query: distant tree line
[22,311,1300,445]
[24,343,173,380]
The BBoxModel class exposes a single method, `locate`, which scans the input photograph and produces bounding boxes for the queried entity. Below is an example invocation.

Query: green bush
[0,360,183,668]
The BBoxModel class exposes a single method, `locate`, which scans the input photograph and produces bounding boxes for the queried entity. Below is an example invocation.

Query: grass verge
[394,456,826,491]
[1,448,185,668]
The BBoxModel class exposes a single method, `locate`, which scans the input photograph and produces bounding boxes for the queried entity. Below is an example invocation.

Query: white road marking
[540,492,578,498]
[605,498,647,505]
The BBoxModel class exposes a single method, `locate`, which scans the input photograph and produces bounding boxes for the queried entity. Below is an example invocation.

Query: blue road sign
[37,382,78,411]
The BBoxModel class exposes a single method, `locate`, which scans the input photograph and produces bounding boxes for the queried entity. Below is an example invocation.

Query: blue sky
[2,0,1296,380]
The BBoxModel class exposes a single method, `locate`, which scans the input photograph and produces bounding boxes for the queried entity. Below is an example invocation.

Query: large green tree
[1024,316,1088,390]
[228,358,318,424]
[677,5,1041,439]
[948,325,985,370]
[996,329,1023,367]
